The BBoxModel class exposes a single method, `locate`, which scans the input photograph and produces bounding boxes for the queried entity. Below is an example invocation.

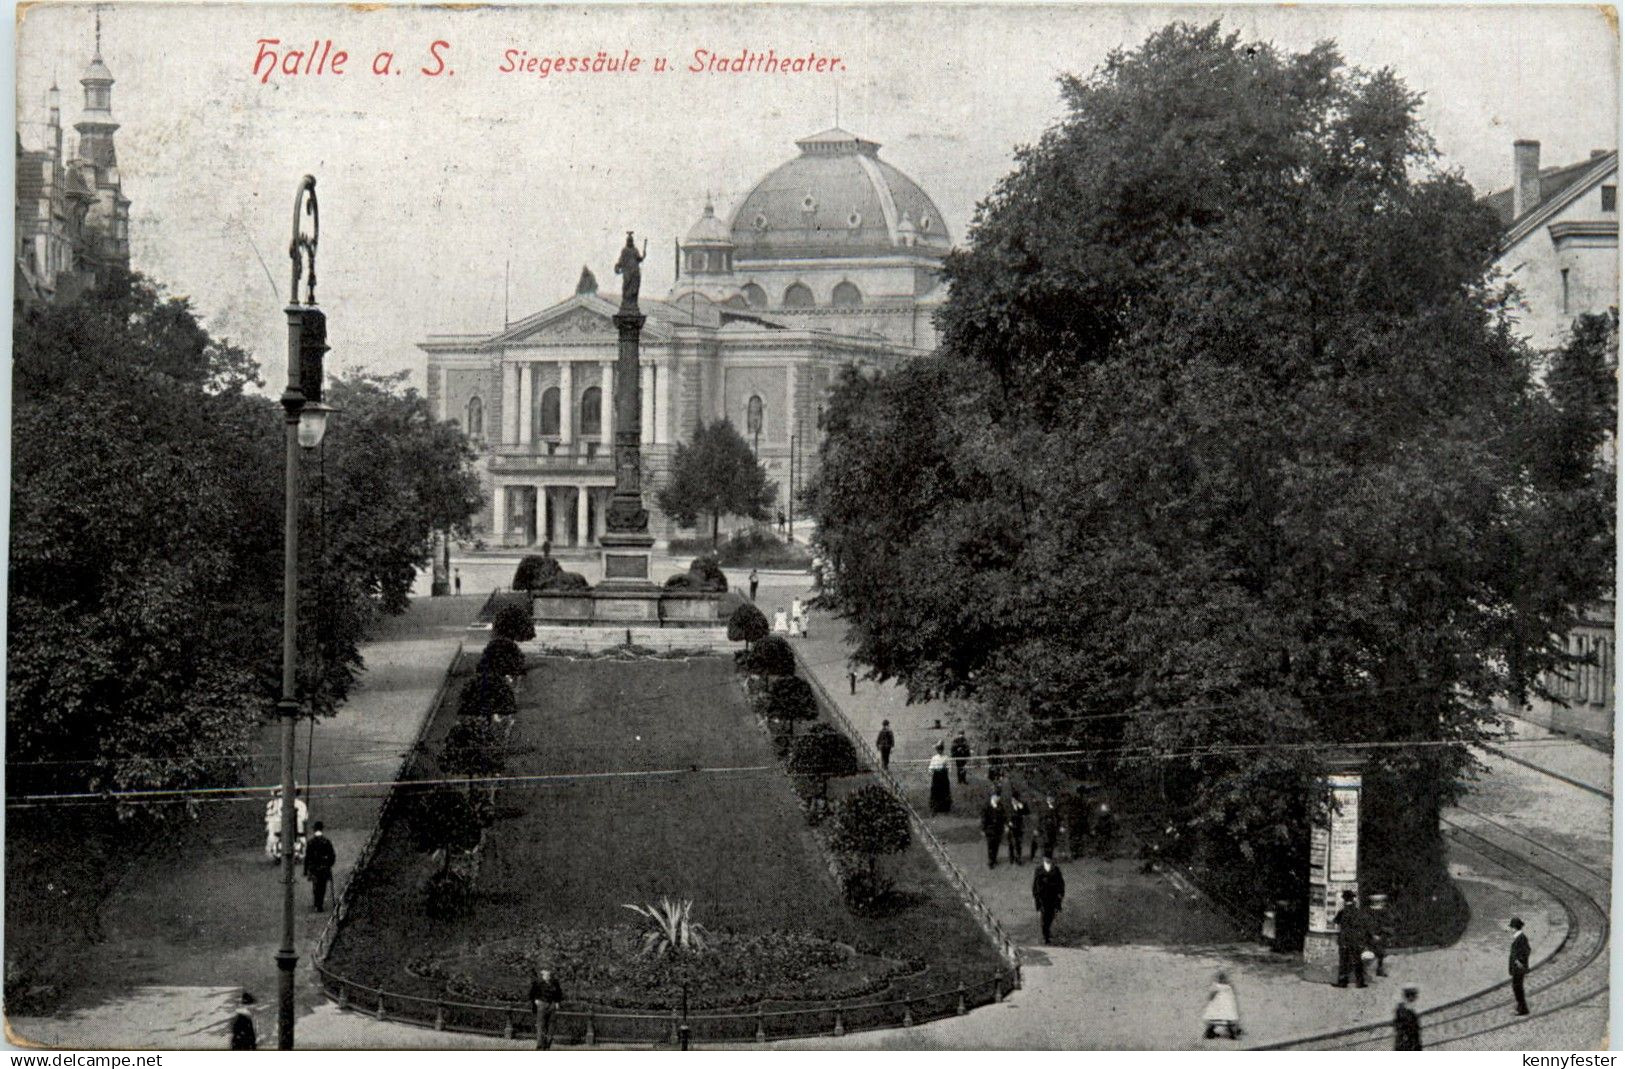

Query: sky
[14,3,1620,396]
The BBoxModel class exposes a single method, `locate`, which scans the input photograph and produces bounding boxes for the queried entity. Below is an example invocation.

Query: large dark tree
[812,24,1612,932]
[8,273,484,802]
[656,419,776,544]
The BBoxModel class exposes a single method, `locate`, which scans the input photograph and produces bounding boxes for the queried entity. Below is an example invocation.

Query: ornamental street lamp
[276,174,328,1049]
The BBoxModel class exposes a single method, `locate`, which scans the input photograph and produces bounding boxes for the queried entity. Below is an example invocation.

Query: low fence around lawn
[794,648,1024,978]
[315,966,1017,1045]
[313,640,1019,1044]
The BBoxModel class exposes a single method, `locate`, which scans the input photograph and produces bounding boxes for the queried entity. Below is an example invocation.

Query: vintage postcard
[7,1,1617,1055]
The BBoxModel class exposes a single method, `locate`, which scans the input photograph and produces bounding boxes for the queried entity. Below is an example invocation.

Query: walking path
[9,597,481,1051]
[748,576,1595,1050]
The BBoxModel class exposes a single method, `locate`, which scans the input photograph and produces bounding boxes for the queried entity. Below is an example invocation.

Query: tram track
[1260,805,1610,1050]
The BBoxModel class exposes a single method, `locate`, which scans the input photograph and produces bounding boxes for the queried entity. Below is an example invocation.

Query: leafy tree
[656,420,776,545]
[727,603,770,645]
[493,603,536,642]
[830,784,911,876]
[740,635,796,678]
[442,717,508,788]
[756,675,818,736]
[479,637,528,680]
[811,23,1612,931]
[457,672,518,721]
[787,723,859,802]
[513,554,562,592]
[400,787,486,876]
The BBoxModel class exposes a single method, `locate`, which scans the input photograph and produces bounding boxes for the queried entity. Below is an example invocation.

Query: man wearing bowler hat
[1508,917,1531,1015]
[1332,889,1369,988]
[1393,984,1422,1049]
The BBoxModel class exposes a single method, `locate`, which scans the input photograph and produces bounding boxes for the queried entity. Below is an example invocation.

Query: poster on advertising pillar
[1303,770,1362,982]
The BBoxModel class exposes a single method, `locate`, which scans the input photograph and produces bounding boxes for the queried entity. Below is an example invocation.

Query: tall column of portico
[436,367,448,422]
[492,484,507,540]
[518,361,533,446]
[601,361,615,448]
[560,360,574,446]
[503,361,520,443]
[576,485,589,546]
[655,361,669,444]
[533,484,546,546]
[640,364,654,445]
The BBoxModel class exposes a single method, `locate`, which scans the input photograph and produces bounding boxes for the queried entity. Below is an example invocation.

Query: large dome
[728,128,951,261]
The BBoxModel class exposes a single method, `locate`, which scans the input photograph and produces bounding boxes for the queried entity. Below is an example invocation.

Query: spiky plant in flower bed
[622,897,709,958]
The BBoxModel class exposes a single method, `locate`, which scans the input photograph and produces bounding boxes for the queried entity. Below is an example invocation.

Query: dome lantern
[680,196,735,277]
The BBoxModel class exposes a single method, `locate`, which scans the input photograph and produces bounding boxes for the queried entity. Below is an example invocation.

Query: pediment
[534,306,615,339]
[493,295,674,346]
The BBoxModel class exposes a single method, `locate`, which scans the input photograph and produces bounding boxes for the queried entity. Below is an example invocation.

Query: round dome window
[847,211,862,229]
[919,215,933,232]
[753,213,768,231]
[801,194,818,213]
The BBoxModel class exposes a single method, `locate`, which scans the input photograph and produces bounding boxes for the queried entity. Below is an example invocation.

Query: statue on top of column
[614,232,647,310]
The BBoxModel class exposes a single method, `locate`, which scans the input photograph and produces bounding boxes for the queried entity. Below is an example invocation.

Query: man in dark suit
[981,790,1008,868]
[1332,889,1369,988]
[303,821,337,912]
[1032,855,1066,944]
[529,967,564,1049]
[1006,790,1029,864]
[229,992,258,1050]
[1509,917,1531,1015]
[1036,793,1063,860]
[875,720,895,770]
[1393,984,1422,1049]
[951,732,972,784]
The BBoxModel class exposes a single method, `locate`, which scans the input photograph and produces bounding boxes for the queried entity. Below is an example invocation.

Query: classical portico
[422,128,949,547]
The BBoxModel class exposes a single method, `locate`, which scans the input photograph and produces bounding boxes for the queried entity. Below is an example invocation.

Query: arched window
[746,395,764,439]
[831,281,863,307]
[466,395,484,439]
[783,282,814,308]
[741,283,767,307]
[538,386,560,438]
[580,386,602,436]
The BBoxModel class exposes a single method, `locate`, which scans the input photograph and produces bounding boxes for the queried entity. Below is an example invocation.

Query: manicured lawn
[326,656,1003,1013]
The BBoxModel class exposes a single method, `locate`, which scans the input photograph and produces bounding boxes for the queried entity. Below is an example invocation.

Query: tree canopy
[811,23,1613,923]
[656,420,776,544]
[7,271,484,803]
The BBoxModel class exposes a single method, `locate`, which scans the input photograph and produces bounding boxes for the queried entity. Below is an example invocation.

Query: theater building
[422,127,949,550]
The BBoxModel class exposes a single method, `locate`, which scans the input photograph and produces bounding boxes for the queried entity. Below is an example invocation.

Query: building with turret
[423,127,948,550]
[15,23,131,310]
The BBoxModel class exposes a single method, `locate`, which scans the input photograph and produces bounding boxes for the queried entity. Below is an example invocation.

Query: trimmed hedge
[512,554,562,592]
[492,603,536,642]
[739,635,795,677]
[726,602,770,644]
[540,571,591,593]
[457,673,518,720]
[479,637,527,679]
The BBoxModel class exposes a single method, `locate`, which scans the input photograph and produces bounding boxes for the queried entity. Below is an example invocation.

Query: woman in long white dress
[772,607,790,634]
[1202,970,1241,1040]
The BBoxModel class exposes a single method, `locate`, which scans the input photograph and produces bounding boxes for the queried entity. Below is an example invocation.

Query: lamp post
[276,175,329,1049]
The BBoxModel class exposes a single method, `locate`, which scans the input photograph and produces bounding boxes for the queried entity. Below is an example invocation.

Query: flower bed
[409,927,917,1010]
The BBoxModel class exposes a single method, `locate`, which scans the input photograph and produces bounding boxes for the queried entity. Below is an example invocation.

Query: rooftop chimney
[1513,139,1541,220]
